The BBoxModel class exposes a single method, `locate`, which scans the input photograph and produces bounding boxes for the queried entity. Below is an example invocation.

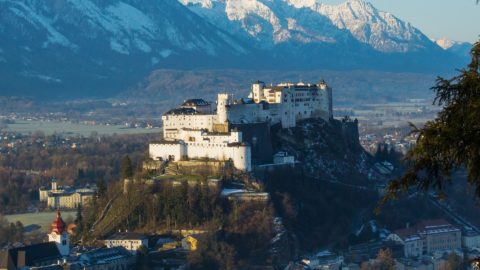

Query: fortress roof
[181,99,210,107]
[164,107,198,115]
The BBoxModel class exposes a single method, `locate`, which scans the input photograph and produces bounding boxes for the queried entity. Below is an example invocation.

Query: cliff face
[271,118,373,185]
[261,118,381,252]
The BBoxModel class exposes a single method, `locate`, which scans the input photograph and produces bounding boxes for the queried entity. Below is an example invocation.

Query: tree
[442,252,463,270]
[383,41,480,202]
[361,249,395,270]
[120,155,134,180]
[96,178,107,197]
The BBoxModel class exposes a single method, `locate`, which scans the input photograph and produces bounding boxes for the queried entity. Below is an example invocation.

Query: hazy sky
[322,0,479,43]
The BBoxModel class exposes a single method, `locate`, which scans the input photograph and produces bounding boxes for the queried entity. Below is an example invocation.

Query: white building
[387,228,423,258]
[104,232,148,254]
[150,129,251,171]
[387,219,462,258]
[273,151,295,164]
[152,80,333,171]
[463,230,480,250]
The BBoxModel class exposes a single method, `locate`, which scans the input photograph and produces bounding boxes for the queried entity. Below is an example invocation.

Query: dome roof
[181,99,209,107]
[51,210,66,235]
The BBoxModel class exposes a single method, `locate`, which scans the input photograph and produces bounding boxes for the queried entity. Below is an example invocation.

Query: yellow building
[181,234,204,251]
[39,178,96,209]
[47,190,94,209]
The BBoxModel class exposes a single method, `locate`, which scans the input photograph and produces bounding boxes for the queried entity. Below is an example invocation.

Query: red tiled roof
[393,228,418,240]
[51,210,66,235]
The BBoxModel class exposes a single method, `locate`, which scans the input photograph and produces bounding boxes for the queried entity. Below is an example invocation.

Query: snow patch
[181,0,213,8]
[8,3,77,49]
[151,57,160,66]
[106,2,155,37]
[159,49,173,58]
[134,38,152,53]
[110,39,130,55]
[21,71,62,83]
[433,38,470,50]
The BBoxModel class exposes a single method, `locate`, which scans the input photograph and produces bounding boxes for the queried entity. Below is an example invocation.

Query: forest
[0,132,152,214]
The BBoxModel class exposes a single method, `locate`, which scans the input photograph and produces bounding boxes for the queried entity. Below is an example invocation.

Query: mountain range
[0,0,470,100]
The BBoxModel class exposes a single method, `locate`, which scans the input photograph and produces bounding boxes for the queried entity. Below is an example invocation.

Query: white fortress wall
[150,142,186,161]
[177,129,242,144]
[182,142,251,171]
[162,114,216,138]
[227,103,268,124]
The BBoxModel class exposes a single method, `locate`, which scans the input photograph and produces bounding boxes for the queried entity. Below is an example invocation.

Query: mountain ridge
[0,0,464,100]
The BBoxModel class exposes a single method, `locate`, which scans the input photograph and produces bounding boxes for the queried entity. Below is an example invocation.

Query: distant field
[5,120,161,137]
[5,211,76,232]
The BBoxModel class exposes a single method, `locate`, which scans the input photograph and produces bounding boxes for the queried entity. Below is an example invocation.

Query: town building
[103,232,148,254]
[69,247,133,270]
[48,211,70,256]
[462,229,480,250]
[387,219,462,258]
[301,250,344,270]
[182,234,202,251]
[150,80,333,171]
[39,178,96,209]
[0,242,62,269]
[387,228,423,258]
[273,151,295,164]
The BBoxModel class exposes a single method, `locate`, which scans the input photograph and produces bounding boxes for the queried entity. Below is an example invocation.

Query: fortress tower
[217,93,231,124]
[48,210,70,256]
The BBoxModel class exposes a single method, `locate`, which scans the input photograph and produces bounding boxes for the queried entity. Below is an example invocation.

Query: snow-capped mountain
[1,0,246,57]
[181,0,437,53]
[180,0,355,49]
[433,38,473,61]
[435,38,463,50]
[0,0,464,99]
[0,0,250,98]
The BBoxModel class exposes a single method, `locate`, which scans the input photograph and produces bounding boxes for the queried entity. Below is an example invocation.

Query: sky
[322,0,480,43]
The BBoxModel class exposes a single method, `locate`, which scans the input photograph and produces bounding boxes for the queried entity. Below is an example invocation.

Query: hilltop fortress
[149,80,333,171]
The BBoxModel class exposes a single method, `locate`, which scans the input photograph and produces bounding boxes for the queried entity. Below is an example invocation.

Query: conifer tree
[120,155,134,180]
[383,41,480,202]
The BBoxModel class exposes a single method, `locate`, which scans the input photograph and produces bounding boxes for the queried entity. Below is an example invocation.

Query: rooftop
[164,107,198,116]
[181,99,210,107]
[80,247,132,263]
[8,242,61,267]
[105,232,147,241]
[392,219,460,240]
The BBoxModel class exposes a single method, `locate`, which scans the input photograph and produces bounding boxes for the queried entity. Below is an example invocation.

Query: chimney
[17,250,26,268]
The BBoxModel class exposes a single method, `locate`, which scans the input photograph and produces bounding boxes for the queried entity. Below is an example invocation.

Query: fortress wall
[162,114,216,138]
[149,143,185,161]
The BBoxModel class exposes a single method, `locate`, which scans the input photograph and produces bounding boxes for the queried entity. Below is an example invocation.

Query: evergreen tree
[120,155,134,180]
[74,204,84,240]
[384,41,480,201]
[96,178,107,197]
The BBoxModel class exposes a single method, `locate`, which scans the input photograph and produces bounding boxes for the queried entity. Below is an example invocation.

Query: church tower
[48,210,70,256]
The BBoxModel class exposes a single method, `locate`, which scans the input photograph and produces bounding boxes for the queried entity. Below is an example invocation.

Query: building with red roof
[387,219,461,258]
[48,211,70,256]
